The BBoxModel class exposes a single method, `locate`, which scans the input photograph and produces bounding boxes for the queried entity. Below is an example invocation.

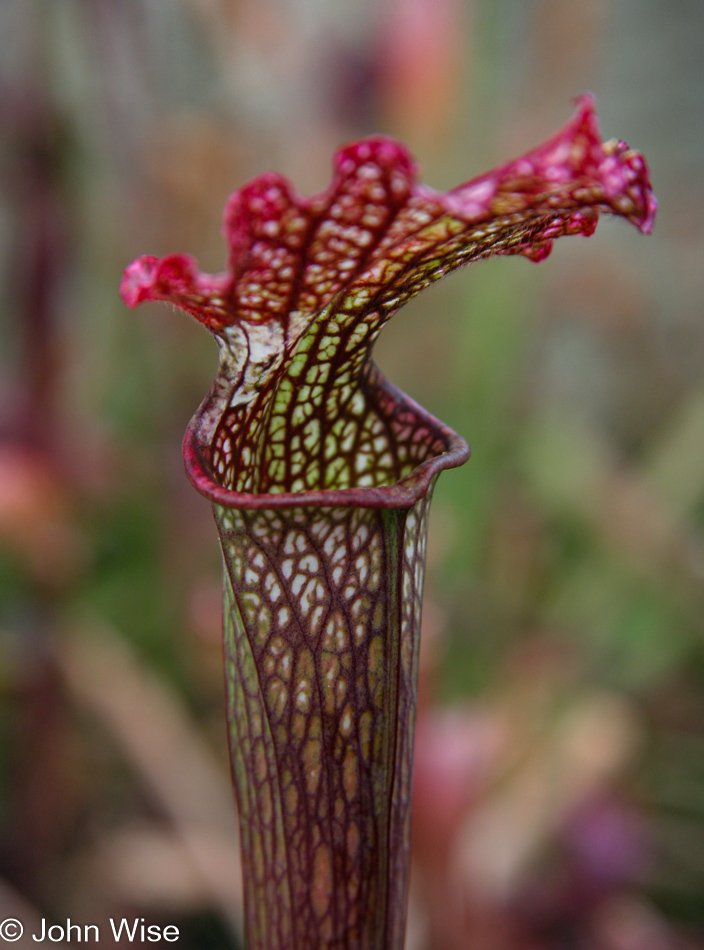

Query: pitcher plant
[120,96,655,950]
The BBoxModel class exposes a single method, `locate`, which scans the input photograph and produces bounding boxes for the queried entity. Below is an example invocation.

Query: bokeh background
[1,1,703,947]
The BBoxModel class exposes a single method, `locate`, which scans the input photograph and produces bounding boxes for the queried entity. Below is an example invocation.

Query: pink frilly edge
[119,94,656,328]
[120,254,232,330]
[443,94,656,235]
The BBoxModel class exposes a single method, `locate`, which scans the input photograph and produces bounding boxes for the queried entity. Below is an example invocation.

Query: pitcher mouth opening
[183,365,469,512]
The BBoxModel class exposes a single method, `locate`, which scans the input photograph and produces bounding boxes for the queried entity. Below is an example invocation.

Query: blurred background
[1,0,703,947]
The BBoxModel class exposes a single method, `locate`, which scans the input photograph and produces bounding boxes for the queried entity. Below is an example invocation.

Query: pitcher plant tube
[120,95,655,950]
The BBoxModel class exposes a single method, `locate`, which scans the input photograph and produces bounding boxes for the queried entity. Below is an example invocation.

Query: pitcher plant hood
[120,95,655,510]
